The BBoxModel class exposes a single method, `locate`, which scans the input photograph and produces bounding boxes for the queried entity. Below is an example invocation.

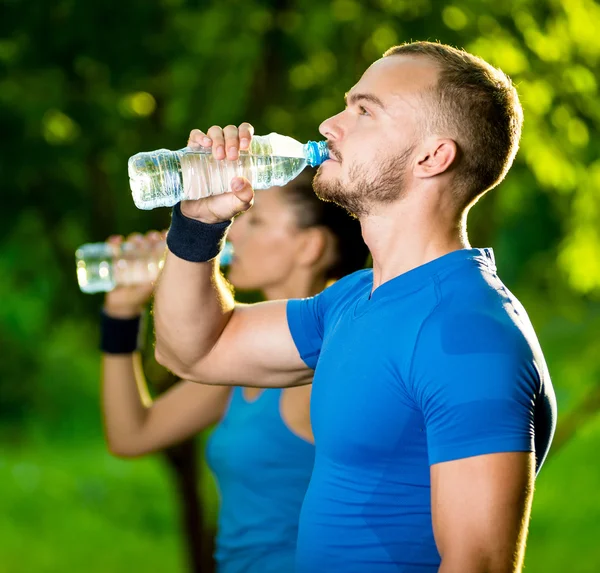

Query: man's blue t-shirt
[286,248,556,573]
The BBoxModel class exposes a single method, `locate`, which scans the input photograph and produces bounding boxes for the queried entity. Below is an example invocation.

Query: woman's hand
[103,230,165,318]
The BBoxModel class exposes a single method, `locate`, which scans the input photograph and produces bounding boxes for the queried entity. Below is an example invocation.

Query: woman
[100,172,369,573]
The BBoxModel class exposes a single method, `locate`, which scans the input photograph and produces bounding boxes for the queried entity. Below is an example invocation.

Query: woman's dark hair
[282,168,370,281]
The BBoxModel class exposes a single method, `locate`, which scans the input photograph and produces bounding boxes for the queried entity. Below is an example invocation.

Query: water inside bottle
[76,244,118,294]
[250,155,307,188]
[129,135,315,209]
[129,150,185,210]
[179,152,307,201]
[77,240,233,293]
[76,242,166,293]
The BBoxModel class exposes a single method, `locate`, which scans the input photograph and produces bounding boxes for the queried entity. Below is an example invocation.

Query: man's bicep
[431,452,534,573]
[187,300,314,387]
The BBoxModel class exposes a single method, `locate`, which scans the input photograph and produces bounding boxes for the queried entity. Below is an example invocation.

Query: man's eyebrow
[344,92,386,110]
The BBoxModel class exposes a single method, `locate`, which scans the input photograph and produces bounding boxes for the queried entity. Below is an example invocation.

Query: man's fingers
[230,177,254,207]
[238,123,254,150]
[223,124,240,160]
[189,123,252,156]
[207,125,226,160]
[188,129,210,150]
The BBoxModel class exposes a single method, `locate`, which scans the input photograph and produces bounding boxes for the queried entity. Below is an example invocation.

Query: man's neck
[360,198,469,292]
[263,273,328,301]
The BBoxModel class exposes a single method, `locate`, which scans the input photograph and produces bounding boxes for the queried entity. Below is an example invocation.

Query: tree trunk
[162,437,214,573]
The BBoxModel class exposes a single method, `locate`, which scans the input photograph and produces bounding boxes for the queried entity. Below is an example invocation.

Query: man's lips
[327,144,342,162]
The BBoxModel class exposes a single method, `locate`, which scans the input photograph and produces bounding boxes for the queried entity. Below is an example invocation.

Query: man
[153,41,557,573]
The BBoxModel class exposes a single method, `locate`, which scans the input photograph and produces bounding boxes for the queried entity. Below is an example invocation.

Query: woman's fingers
[125,232,144,246]
[106,235,123,245]
[146,230,162,243]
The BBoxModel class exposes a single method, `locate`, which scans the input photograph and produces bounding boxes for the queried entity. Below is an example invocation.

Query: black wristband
[100,311,141,354]
[166,203,231,263]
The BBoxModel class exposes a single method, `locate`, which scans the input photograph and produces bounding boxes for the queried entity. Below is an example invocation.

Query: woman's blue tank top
[205,387,315,573]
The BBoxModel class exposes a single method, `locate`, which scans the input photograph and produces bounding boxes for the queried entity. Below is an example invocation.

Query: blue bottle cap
[305,140,329,167]
[220,241,234,266]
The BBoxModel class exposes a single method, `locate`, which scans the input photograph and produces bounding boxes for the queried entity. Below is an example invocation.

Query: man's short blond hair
[384,41,523,207]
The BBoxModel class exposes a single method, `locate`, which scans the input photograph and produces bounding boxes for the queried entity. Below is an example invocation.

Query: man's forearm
[153,251,234,374]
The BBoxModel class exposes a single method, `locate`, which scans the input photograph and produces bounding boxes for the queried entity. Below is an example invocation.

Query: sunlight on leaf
[120,92,156,118]
[443,6,469,31]
[559,226,600,293]
[42,110,80,145]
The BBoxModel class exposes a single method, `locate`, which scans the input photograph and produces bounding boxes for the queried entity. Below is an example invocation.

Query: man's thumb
[231,177,254,205]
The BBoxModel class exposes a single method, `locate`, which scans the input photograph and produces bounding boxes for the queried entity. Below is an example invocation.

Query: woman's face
[226,187,304,291]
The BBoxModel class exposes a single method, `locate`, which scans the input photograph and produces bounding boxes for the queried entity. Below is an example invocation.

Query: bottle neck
[304,140,329,167]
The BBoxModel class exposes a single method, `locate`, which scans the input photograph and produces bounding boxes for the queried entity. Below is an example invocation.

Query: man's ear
[414,138,457,179]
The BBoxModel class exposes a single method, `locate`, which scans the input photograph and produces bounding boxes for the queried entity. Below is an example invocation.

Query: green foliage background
[1,0,600,570]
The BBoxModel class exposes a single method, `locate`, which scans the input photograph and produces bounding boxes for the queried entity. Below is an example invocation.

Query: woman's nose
[227,221,240,244]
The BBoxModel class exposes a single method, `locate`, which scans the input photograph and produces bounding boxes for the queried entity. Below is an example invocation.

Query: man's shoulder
[409,290,544,409]
[417,277,539,367]
[287,269,372,323]
[321,268,372,300]
[333,268,373,287]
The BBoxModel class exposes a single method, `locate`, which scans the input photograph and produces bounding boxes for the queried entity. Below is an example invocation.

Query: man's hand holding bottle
[182,123,256,223]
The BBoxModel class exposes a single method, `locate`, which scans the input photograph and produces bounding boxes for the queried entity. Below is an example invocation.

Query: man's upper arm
[410,308,542,571]
[431,452,534,573]
[411,309,540,466]
[180,293,325,387]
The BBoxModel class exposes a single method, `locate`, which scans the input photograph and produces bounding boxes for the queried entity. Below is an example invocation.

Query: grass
[0,438,219,573]
[525,410,600,572]
[1,413,599,573]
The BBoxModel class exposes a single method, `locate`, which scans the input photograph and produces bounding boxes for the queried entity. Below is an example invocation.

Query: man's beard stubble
[313,146,415,218]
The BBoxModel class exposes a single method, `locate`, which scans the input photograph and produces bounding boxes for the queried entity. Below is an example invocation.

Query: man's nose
[319,111,344,141]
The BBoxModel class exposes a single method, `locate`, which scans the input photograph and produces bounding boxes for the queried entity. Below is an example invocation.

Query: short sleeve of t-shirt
[410,309,541,466]
[286,271,370,370]
[286,293,325,370]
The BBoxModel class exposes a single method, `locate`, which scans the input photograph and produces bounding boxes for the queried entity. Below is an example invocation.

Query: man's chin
[313,173,340,202]
[314,174,362,216]
[313,171,368,218]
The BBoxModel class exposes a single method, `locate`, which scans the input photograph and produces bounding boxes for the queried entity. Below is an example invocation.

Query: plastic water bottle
[128,133,329,210]
[76,241,234,294]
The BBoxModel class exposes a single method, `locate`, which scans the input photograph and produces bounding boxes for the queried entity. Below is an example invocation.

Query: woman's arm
[99,231,231,458]
[102,350,230,458]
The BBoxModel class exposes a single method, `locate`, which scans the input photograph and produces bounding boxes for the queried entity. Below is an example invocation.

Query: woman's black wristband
[166,203,231,263]
[100,311,141,354]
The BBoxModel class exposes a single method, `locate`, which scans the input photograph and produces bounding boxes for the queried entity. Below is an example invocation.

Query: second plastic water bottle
[128,133,329,210]
[76,241,234,294]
